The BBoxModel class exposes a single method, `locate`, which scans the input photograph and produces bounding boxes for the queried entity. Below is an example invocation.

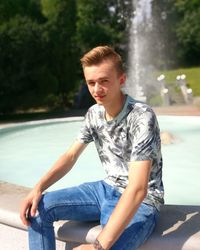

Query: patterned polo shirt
[77,95,164,210]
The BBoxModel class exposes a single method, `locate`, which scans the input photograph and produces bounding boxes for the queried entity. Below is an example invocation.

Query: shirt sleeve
[129,108,160,162]
[76,111,94,144]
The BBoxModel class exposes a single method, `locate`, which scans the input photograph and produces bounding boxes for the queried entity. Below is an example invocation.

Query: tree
[150,0,179,69]
[150,0,200,68]
[0,16,56,113]
[76,0,132,59]
[0,0,45,23]
[175,0,200,66]
[41,0,78,106]
[0,0,78,113]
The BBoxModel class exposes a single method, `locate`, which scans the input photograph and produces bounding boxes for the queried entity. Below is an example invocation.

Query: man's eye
[101,79,108,83]
[88,82,95,86]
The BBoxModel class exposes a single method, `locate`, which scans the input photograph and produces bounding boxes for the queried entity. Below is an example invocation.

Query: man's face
[83,60,126,105]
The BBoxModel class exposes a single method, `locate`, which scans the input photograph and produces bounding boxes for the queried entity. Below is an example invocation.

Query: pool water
[0,116,200,206]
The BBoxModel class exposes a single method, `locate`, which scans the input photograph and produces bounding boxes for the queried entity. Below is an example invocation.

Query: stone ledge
[54,206,200,250]
[1,182,200,250]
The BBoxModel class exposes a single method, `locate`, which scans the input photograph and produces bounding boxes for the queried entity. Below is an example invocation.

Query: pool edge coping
[0,116,85,130]
[1,181,200,245]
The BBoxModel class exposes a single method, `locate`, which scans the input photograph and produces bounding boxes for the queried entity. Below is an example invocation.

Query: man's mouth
[94,95,106,100]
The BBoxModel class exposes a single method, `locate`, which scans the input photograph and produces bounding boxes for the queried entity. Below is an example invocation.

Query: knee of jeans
[30,194,56,225]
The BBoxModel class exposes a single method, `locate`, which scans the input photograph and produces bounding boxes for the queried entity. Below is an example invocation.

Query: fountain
[124,0,154,102]
[176,74,193,104]
[157,74,170,106]
[124,0,177,107]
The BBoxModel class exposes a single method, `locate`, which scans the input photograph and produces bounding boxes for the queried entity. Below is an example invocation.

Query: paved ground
[0,105,200,128]
[153,105,200,116]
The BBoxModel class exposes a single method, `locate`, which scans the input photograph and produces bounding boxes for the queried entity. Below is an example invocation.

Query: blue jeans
[28,181,159,250]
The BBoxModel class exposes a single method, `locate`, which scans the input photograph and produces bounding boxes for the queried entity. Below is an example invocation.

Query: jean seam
[40,201,99,223]
[41,226,46,250]
[29,220,49,250]
[47,201,97,210]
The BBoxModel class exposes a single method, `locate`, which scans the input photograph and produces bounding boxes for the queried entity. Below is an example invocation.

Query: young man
[20,46,164,250]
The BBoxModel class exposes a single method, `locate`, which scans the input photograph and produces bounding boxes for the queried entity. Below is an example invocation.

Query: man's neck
[105,93,126,121]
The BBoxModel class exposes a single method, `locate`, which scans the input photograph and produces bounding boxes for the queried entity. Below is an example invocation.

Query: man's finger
[20,202,31,226]
[30,199,38,217]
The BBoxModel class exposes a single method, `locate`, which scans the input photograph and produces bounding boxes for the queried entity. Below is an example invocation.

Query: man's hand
[73,244,95,250]
[20,189,42,226]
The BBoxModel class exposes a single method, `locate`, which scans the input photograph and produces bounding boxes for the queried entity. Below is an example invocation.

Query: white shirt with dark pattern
[77,95,164,210]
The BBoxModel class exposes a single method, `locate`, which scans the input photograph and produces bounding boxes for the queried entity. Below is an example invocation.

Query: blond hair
[80,46,124,75]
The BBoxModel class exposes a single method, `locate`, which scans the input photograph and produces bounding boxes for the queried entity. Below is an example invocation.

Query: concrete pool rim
[0,181,200,249]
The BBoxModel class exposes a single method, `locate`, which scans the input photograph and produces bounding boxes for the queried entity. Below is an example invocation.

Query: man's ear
[119,73,126,86]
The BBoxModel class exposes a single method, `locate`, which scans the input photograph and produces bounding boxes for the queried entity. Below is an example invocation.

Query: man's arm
[20,141,87,226]
[96,160,151,250]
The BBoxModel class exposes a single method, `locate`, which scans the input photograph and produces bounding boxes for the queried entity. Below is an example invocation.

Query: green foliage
[41,0,78,106]
[0,15,51,113]
[0,0,78,113]
[0,0,45,23]
[151,0,200,68]
[76,0,114,51]
[175,0,200,65]
[76,0,131,57]
[150,0,180,69]
[0,0,29,22]
[41,0,60,19]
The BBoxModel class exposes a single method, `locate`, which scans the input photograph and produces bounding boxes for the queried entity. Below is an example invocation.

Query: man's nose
[94,82,102,92]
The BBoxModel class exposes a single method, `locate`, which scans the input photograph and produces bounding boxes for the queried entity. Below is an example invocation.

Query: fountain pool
[0,116,200,206]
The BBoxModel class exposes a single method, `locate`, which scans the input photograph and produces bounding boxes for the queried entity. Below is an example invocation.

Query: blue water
[0,116,200,206]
